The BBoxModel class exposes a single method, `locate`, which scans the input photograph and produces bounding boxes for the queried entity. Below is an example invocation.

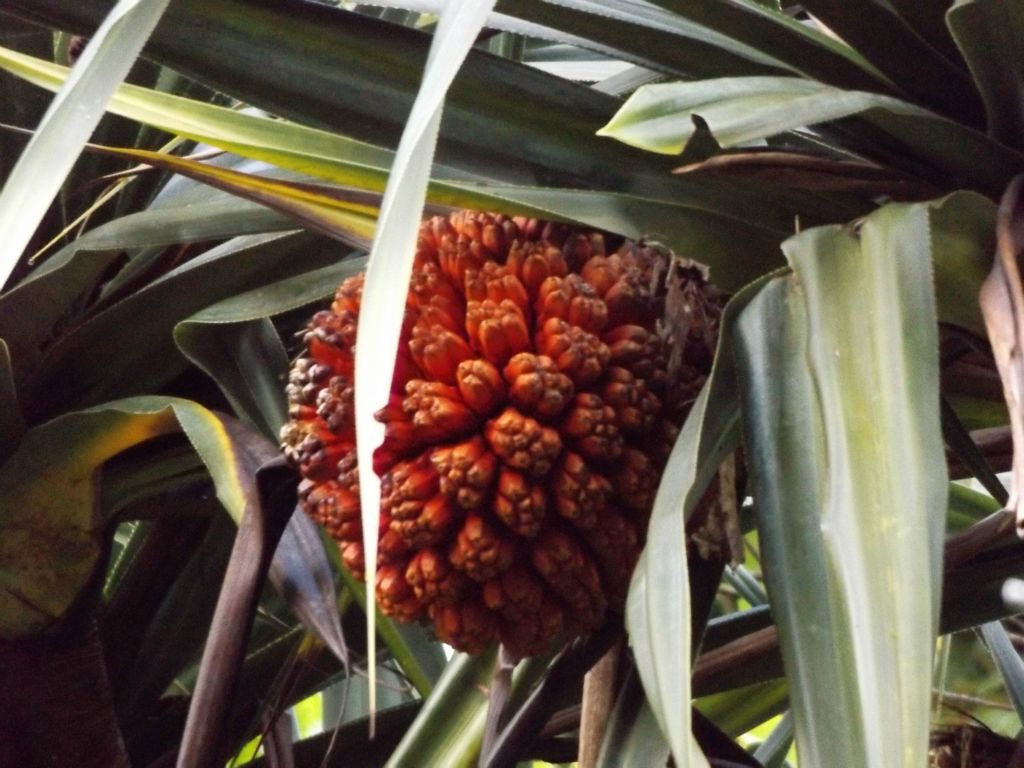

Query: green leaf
[797,0,983,123]
[18,232,342,421]
[753,711,795,768]
[644,0,891,91]
[335,566,444,699]
[695,679,788,737]
[598,76,1024,197]
[979,620,1024,724]
[84,142,381,247]
[502,0,891,92]
[947,0,1024,150]
[732,201,947,766]
[175,318,287,439]
[0,5,856,244]
[494,0,797,80]
[948,482,1003,532]
[175,257,368,326]
[927,191,998,337]
[0,45,811,292]
[1,0,681,193]
[0,0,171,289]
[596,669,671,768]
[384,650,497,768]
[0,395,270,638]
[173,256,367,439]
[626,271,776,767]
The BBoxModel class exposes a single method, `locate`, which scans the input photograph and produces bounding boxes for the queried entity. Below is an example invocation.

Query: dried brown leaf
[980,174,1024,532]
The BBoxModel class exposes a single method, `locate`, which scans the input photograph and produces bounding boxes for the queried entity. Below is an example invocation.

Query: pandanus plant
[0,1,1023,767]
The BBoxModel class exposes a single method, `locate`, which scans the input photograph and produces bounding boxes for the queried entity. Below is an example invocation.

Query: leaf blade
[0,0,171,289]
[732,201,947,766]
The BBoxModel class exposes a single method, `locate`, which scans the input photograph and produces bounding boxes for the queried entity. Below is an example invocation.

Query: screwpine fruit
[281,211,719,656]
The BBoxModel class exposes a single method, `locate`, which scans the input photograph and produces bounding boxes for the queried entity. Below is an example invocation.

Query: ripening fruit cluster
[281,211,718,656]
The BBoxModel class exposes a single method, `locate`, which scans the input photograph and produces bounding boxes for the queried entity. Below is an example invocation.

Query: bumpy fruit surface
[281,211,718,656]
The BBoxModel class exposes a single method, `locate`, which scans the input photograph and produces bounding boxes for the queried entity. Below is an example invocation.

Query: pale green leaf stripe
[597,76,1024,194]
[0,0,171,289]
[626,272,775,766]
[733,201,947,766]
[353,0,498,722]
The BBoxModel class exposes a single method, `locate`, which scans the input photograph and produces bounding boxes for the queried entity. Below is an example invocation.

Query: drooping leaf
[174,317,288,440]
[598,77,1024,197]
[267,512,348,670]
[626,271,778,766]
[81,142,381,250]
[732,201,947,766]
[947,0,1024,150]
[175,275,354,663]
[0,0,171,289]
[0,396,282,638]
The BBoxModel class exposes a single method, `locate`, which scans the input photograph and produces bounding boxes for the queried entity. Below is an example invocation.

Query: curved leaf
[626,271,777,766]
[947,0,1024,150]
[598,76,1024,196]
[173,256,367,439]
[177,426,296,768]
[20,231,341,421]
[0,395,276,638]
[267,512,348,670]
[174,318,288,439]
